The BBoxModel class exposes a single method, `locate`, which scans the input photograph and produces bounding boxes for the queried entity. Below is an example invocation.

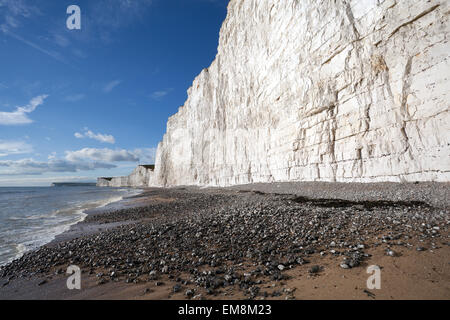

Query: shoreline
[0,182,449,300]
[47,188,147,247]
[0,187,145,267]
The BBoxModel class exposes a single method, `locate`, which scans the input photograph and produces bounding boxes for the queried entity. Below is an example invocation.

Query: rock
[386,250,396,257]
[249,286,260,298]
[185,289,194,297]
[340,263,350,269]
[38,279,47,286]
[173,284,182,293]
[416,247,427,251]
[277,264,285,271]
[296,257,309,265]
[271,290,282,297]
[309,265,321,274]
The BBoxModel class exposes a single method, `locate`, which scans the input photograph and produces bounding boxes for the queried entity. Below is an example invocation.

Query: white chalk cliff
[100,0,450,188]
[97,165,155,187]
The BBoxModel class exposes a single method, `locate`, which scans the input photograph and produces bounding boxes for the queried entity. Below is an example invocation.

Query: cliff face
[151,0,449,187]
[97,165,154,187]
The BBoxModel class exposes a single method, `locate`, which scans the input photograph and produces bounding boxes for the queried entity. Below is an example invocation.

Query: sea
[0,186,141,267]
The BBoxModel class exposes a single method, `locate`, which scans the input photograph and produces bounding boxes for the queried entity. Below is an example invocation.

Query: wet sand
[0,182,449,300]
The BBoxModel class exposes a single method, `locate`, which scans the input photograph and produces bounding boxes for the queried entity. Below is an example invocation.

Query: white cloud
[151,88,173,100]
[103,80,121,93]
[0,158,116,175]
[74,128,115,144]
[0,94,48,125]
[0,140,33,157]
[65,148,139,162]
[64,147,156,164]
[133,148,157,164]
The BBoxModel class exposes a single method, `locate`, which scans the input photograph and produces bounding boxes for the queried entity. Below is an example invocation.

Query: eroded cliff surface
[97,165,154,187]
[150,0,449,187]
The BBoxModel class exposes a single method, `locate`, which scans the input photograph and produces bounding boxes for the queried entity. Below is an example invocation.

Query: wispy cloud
[64,93,85,102]
[0,158,115,175]
[4,29,68,64]
[151,88,173,100]
[74,128,115,144]
[0,94,48,125]
[47,152,56,160]
[0,140,33,157]
[103,80,121,93]
[86,0,154,43]
[0,0,40,32]
[0,1,70,64]
[72,49,87,59]
[52,33,70,48]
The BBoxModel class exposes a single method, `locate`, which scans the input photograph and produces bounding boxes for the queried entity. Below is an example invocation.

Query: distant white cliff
[99,0,450,188]
[97,165,155,187]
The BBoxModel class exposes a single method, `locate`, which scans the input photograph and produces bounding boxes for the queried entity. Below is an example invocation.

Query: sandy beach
[0,182,449,300]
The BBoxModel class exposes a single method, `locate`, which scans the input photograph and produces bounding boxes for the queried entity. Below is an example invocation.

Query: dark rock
[309,265,321,274]
[173,284,182,293]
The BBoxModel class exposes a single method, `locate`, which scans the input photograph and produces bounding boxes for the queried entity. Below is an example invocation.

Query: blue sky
[0,0,228,186]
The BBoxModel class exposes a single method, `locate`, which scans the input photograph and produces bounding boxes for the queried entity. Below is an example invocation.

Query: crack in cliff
[328,105,338,182]
[400,56,413,154]
[345,2,361,39]
[321,46,347,66]
[388,4,440,39]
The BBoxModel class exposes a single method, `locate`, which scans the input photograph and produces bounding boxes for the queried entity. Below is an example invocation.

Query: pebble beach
[0,182,449,300]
